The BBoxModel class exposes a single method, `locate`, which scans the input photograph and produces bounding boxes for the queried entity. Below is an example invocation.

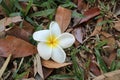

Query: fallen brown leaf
[90,61,101,76]
[101,32,112,38]
[102,51,117,67]
[0,16,22,32]
[0,36,37,58]
[113,21,120,31]
[43,67,53,79]
[6,21,34,42]
[108,51,117,65]
[101,32,116,53]
[73,27,84,43]
[5,16,22,25]
[93,70,120,80]
[55,6,71,32]
[90,18,103,36]
[80,7,100,24]
[42,60,72,68]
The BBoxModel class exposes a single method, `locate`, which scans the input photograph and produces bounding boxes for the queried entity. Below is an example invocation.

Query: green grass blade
[25,0,33,16]
[71,49,84,80]
[110,61,116,71]
[95,48,108,73]
[1,0,11,15]
[9,12,21,17]
[30,9,55,17]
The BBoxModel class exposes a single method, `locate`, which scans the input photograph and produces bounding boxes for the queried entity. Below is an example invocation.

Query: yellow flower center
[46,35,59,48]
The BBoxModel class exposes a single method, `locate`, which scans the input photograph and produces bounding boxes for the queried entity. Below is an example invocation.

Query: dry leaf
[6,26,31,42]
[6,21,34,42]
[93,70,120,80]
[22,21,34,34]
[108,51,117,65]
[73,27,84,43]
[113,21,120,31]
[42,60,72,68]
[0,16,22,32]
[34,54,44,79]
[80,7,100,24]
[4,16,22,27]
[43,67,53,79]
[90,18,103,36]
[55,6,71,32]
[0,54,12,78]
[103,51,117,67]
[90,61,101,76]
[101,32,116,53]
[101,32,112,38]
[0,36,37,58]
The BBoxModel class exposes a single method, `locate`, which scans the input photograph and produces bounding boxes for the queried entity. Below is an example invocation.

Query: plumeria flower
[33,21,75,63]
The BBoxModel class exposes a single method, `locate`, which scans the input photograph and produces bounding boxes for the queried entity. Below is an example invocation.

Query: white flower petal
[51,46,66,63]
[50,21,61,36]
[33,30,50,42]
[37,42,52,60]
[57,33,75,48]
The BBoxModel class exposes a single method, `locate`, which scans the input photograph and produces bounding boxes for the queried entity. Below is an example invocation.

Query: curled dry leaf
[0,16,22,32]
[80,7,100,24]
[6,21,34,42]
[101,32,116,53]
[93,70,120,80]
[73,27,84,43]
[42,60,72,69]
[0,36,37,58]
[55,6,71,32]
[90,61,101,76]
[90,18,103,36]
[34,54,44,79]
[113,21,120,31]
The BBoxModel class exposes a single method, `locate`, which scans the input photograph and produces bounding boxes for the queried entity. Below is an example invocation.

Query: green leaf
[25,16,38,27]
[30,9,55,17]
[95,48,108,73]
[117,49,120,59]
[14,71,28,79]
[13,0,23,12]
[72,11,85,18]
[1,0,11,15]
[25,0,33,16]
[116,62,120,69]
[95,40,107,49]
[40,0,57,9]
[9,12,21,17]
[71,49,84,80]
[0,0,2,4]
[110,61,116,71]
[61,2,77,8]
